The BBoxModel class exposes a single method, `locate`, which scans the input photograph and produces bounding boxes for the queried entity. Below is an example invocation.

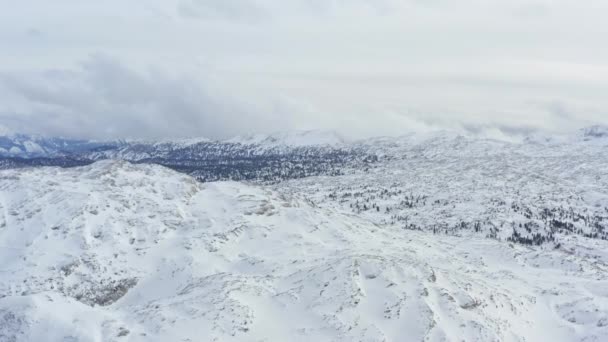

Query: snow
[270,127,608,245]
[581,125,608,137]
[1,161,607,341]
[155,137,210,147]
[21,141,45,154]
[8,146,22,154]
[226,130,347,147]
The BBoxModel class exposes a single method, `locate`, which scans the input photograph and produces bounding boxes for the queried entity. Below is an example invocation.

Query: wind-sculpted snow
[1,162,608,341]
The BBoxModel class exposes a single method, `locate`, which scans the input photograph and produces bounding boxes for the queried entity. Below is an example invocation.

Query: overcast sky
[1,0,607,139]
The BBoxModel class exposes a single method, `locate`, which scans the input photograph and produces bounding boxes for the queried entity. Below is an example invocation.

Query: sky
[1,0,607,140]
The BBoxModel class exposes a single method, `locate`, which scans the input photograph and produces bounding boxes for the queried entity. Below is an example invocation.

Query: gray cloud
[0,0,607,140]
[0,55,292,140]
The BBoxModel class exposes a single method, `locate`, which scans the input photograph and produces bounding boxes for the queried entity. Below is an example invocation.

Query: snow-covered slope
[278,131,608,245]
[1,161,607,341]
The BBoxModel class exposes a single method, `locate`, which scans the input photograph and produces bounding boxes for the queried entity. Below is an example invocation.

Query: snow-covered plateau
[1,159,608,341]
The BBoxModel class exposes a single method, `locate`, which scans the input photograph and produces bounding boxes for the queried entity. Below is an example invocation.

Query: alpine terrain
[1,128,607,341]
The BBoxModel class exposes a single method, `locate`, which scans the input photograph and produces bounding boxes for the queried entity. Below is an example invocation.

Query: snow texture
[1,161,607,341]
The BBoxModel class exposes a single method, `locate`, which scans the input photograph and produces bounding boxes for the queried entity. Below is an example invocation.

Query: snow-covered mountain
[1,128,607,243]
[581,125,608,140]
[279,130,608,245]
[0,130,347,159]
[1,161,607,341]
[0,134,124,158]
[2,126,606,160]
[0,131,371,183]
[226,130,347,148]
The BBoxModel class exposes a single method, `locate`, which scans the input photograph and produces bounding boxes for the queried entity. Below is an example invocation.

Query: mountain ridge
[2,125,608,159]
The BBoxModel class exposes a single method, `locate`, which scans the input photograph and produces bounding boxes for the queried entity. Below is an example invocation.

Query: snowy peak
[3,126,608,160]
[226,130,347,147]
[0,134,45,156]
[153,137,211,148]
[0,130,350,160]
[0,134,125,158]
[581,125,608,140]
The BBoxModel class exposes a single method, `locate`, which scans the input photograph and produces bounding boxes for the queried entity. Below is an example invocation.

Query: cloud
[178,0,270,22]
[0,55,293,140]
[0,0,607,139]
[177,0,400,22]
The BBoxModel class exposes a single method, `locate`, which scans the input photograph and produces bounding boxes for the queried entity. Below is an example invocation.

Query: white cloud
[0,0,607,139]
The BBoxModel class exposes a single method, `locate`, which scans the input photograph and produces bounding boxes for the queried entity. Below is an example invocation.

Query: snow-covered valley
[1,160,608,341]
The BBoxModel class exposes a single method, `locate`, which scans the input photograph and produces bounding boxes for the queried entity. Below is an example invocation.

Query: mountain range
[1,127,608,341]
